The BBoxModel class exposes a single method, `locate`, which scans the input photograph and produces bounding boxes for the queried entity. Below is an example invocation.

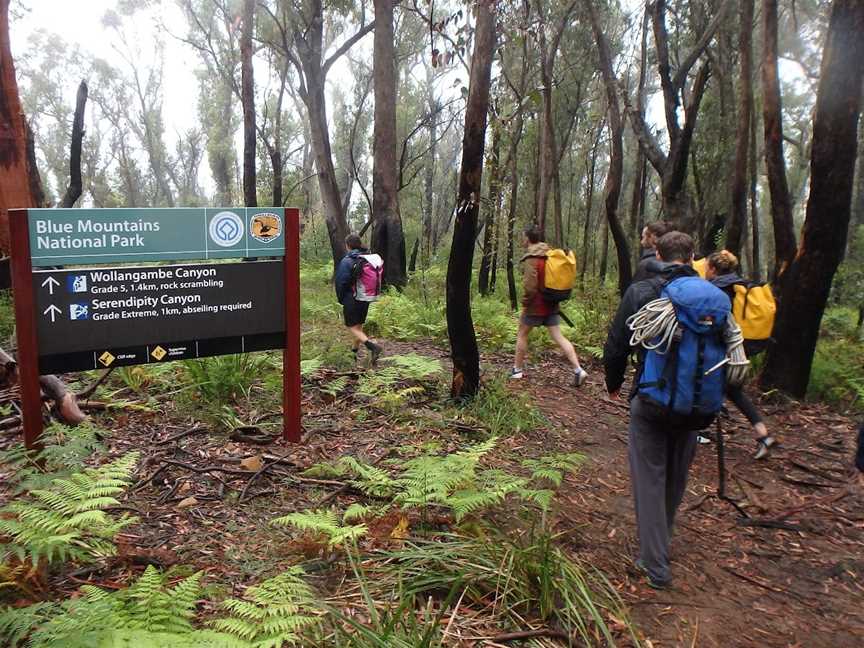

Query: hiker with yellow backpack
[705,250,777,459]
[510,227,589,386]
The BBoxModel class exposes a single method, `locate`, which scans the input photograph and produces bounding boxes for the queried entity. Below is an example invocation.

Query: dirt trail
[514,350,864,648]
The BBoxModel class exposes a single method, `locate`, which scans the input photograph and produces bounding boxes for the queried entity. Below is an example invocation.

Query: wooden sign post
[10,207,302,448]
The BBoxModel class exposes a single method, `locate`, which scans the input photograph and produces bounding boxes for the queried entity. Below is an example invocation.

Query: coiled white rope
[626,298,678,353]
[626,297,750,386]
[722,318,750,387]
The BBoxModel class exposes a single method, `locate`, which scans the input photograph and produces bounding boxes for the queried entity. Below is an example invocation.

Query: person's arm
[522,258,538,307]
[603,285,641,394]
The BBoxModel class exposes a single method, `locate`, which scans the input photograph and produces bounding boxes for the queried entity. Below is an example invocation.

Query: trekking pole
[715,417,749,517]
[715,417,726,499]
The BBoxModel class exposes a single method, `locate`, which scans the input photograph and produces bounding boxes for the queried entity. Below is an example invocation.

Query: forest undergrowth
[0,260,862,647]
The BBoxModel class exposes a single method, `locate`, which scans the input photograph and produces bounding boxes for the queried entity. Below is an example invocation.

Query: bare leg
[514,323,533,370]
[547,325,582,370]
[348,324,368,349]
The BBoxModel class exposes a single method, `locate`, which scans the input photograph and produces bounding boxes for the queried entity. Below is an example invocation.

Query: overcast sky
[11,0,201,135]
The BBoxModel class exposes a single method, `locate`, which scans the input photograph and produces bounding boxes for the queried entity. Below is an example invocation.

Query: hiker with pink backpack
[334,234,385,365]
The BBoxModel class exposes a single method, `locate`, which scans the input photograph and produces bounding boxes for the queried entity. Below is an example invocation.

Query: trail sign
[28,207,285,266]
[10,207,302,449]
[34,261,285,373]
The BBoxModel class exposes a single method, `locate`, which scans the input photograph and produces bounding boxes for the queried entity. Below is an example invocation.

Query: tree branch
[622,87,667,173]
[322,21,376,77]
[672,0,731,92]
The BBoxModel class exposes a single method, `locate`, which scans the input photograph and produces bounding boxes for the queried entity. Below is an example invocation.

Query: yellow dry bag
[732,283,776,340]
[542,249,577,302]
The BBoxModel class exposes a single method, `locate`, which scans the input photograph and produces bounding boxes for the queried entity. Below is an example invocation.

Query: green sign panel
[28,208,286,266]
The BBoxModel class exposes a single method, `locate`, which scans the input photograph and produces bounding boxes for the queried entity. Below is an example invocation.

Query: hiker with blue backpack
[603,232,748,589]
[510,227,588,387]
[705,250,777,459]
[334,234,385,365]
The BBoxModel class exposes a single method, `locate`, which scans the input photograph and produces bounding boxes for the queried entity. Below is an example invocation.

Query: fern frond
[0,452,139,568]
[271,509,367,547]
[213,568,318,646]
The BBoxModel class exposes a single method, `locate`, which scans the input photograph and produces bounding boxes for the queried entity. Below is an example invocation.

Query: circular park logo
[250,212,282,243]
[209,211,244,247]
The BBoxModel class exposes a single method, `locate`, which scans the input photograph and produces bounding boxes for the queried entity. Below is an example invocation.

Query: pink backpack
[353,253,384,302]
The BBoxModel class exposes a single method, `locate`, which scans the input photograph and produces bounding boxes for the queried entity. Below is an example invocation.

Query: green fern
[0,422,107,492]
[299,358,323,376]
[271,509,368,547]
[356,354,441,407]
[318,375,348,398]
[213,568,319,646]
[2,566,246,648]
[0,453,139,567]
[521,453,584,487]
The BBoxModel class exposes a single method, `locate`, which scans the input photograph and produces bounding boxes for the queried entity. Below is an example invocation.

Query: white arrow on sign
[43,304,62,322]
[41,276,60,295]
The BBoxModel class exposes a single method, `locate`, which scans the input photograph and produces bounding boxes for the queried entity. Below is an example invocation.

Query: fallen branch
[154,426,208,446]
[487,628,570,643]
[77,367,115,400]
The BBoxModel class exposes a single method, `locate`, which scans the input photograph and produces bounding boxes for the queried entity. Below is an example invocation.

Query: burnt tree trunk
[478,116,500,296]
[761,0,796,279]
[760,0,864,397]
[371,0,406,288]
[0,0,85,425]
[447,1,495,400]
[726,0,754,256]
[60,80,88,209]
[240,0,257,207]
[408,236,419,273]
[585,0,632,294]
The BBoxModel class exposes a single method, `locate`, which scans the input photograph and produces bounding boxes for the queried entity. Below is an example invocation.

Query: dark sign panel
[34,261,285,373]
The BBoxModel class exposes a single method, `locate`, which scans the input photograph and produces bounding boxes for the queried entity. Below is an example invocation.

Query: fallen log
[0,347,86,424]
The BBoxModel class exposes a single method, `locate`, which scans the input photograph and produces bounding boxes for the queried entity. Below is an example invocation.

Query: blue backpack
[637,277,730,417]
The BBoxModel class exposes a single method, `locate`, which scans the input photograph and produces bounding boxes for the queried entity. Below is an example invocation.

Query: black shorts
[520,313,560,327]
[342,297,369,327]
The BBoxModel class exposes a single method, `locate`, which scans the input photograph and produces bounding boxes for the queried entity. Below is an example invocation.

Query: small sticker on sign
[250,212,282,243]
[151,346,167,360]
[98,351,115,367]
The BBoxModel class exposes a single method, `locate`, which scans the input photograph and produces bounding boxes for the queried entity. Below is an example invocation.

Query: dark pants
[628,397,700,584]
[726,385,763,425]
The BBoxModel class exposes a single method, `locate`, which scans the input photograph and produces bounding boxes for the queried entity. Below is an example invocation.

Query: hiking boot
[509,367,524,380]
[634,559,671,590]
[573,368,588,387]
[754,435,776,460]
[369,343,384,366]
[697,435,712,445]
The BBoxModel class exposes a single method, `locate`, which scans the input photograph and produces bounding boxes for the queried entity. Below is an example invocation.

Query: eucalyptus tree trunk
[371,0,406,288]
[761,0,795,280]
[624,0,729,235]
[478,118,500,296]
[447,1,496,400]
[240,0,257,207]
[749,100,761,280]
[761,0,864,397]
[584,0,632,294]
[506,113,522,311]
[726,0,754,256]
[580,125,601,284]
